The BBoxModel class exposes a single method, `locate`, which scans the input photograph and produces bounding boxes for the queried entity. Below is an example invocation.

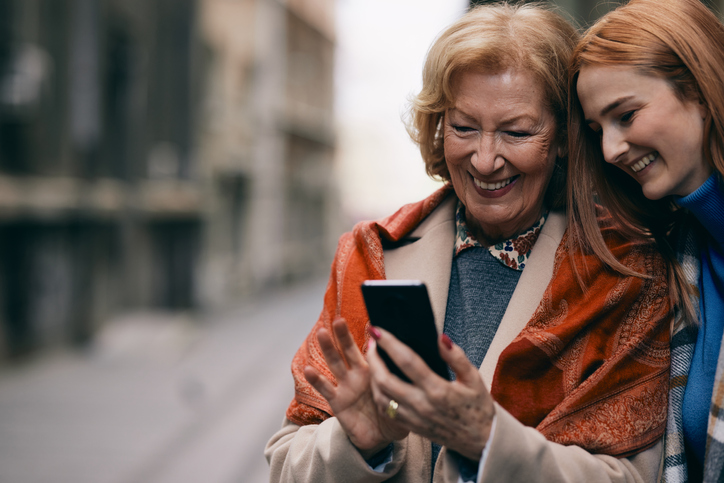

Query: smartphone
[361,280,450,382]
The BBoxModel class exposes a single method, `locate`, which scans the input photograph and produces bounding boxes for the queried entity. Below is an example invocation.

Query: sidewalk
[0,277,328,483]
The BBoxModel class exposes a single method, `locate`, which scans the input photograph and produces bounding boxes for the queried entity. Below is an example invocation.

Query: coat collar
[383,192,567,382]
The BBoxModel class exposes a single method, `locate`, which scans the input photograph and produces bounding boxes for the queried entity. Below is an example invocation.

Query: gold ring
[386,399,399,419]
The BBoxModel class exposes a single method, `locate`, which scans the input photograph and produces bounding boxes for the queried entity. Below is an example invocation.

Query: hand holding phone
[361,280,450,382]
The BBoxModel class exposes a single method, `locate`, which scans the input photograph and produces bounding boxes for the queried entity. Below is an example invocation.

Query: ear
[557,143,567,159]
[698,100,709,121]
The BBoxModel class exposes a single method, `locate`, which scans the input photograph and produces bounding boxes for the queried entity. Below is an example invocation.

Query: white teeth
[474,177,513,191]
[631,153,656,173]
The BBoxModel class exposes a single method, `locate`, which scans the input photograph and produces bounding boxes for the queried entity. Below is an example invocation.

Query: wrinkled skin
[303,318,409,457]
[367,327,495,462]
[443,68,560,245]
[304,318,495,462]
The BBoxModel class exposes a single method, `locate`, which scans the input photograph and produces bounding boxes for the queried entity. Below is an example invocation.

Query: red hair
[567,0,724,322]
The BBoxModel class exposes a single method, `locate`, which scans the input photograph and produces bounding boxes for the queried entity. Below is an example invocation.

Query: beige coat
[265,196,663,483]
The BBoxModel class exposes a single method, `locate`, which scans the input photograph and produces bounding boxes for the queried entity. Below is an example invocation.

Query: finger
[366,338,391,382]
[374,326,442,386]
[365,340,396,416]
[317,327,348,379]
[332,318,366,367]
[366,338,386,383]
[367,339,398,399]
[439,334,484,388]
[367,339,418,411]
[303,365,338,402]
[367,338,402,388]
[367,374,431,432]
[368,340,455,435]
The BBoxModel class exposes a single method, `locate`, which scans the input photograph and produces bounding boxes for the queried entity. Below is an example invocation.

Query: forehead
[451,68,550,116]
[577,64,642,91]
[576,65,661,116]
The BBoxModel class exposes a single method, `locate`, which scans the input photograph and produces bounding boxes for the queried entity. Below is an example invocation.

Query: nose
[600,128,628,165]
[471,133,505,175]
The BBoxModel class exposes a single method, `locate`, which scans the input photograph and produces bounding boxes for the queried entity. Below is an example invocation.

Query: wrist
[456,445,484,462]
[453,410,494,461]
[356,441,393,460]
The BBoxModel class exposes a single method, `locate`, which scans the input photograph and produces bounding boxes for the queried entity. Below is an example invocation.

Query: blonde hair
[407,2,579,208]
[568,0,724,321]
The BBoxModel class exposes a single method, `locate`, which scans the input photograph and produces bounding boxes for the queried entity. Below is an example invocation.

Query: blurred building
[0,0,338,358]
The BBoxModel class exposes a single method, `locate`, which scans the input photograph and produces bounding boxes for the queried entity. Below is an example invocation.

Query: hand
[367,327,495,461]
[303,318,409,456]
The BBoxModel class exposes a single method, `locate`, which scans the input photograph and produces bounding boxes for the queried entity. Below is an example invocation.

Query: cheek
[443,137,468,166]
[446,165,469,196]
[517,144,557,208]
[443,148,467,187]
[517,141,555,180]
[680,116,706,160]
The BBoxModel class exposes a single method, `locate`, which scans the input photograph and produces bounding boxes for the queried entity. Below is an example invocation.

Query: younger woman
[569,0,724,481]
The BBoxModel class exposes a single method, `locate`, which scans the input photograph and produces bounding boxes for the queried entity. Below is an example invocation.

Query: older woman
[266,3,671,482]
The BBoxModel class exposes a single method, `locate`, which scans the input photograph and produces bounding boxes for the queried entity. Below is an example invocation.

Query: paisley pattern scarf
[287,187,672,458]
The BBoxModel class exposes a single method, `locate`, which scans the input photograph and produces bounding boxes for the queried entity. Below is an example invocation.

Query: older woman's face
[443,68,559,244]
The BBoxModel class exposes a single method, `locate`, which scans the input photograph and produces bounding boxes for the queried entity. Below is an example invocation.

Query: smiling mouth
[473,175,519,191]
[631,153,656,173]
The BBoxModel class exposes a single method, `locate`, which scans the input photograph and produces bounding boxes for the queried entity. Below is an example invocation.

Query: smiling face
[443,68,560,244]
[576,64,712,199]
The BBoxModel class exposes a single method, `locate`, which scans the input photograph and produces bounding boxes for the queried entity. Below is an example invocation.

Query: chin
[640,185,667,201]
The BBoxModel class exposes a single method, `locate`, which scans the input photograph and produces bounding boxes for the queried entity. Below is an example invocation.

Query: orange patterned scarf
[286,188,671,457]
[491,216,671,457]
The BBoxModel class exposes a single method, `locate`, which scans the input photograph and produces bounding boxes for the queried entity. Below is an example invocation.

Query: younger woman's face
[577,65,712,199]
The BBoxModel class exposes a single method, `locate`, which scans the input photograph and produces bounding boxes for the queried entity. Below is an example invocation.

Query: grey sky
[335,0,468,220]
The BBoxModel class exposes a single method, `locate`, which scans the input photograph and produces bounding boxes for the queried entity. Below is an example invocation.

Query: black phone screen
[361,280,450,382]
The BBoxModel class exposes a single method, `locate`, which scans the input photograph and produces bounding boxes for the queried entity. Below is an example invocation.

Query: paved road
[0,277,328,483]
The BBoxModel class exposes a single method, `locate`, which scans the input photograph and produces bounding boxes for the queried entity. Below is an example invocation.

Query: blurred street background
[0,276,327,483]
[0,0,721,482]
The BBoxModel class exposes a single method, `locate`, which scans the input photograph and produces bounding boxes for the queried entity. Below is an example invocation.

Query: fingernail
[368,325,382,340]
[365,339,376,355]
[442,334,453,350]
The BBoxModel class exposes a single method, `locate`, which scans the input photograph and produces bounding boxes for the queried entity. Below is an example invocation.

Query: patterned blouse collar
[454,200,548,271]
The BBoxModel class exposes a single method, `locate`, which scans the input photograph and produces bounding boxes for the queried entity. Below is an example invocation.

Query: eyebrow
[585,95,634,124]
[447,108,476,122]
[448,107,537,125]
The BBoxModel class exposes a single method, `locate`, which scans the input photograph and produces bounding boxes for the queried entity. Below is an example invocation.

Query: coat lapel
[384,198,567,390]
[383,194,456,333]
[383,201,566,483]
[478,211,566,388]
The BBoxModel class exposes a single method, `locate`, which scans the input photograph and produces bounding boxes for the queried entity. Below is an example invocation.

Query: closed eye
[452,125,476,133]
[620,110,636,124]
[504,131,530,138]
